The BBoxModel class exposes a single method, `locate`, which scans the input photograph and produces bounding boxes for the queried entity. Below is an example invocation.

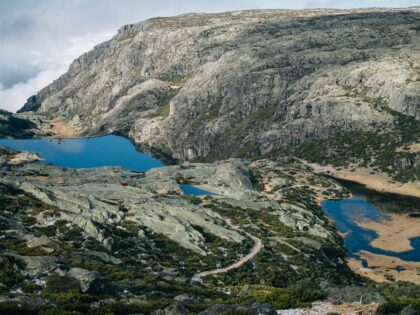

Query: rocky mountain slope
[19,8,420,165]
[0,110,47,139]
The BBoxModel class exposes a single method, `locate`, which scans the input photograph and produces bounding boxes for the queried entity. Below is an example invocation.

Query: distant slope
[0,109,41,138]
[20,8,420,166]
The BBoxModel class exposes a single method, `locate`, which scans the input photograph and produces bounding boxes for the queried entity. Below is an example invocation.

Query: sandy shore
[8,152,41,165]
[396,142,420,153]
[357,213,420,253]
[332,168,420,198]
[305,161,420,198]
[348,250,420,284]
[25,175,65,184]
[45,119,78,137]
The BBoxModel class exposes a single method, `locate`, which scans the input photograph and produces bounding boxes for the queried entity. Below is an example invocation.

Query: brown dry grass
[357,213,420,252]
[46,119,78,137]
[348,250,420,284]
[333,168,420,198]
[396,143,420,153]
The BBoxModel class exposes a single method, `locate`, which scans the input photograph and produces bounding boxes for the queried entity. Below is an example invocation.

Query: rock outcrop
[0,109,47,139]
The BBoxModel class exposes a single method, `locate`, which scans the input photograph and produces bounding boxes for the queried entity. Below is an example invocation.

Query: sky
[1,0,419,112]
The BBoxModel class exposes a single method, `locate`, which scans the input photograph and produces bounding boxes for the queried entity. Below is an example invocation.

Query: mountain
[2,8,420,314]
[19,8,420,164]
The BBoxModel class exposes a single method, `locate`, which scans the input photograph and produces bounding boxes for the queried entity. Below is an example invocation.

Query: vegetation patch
[286,109,420,182]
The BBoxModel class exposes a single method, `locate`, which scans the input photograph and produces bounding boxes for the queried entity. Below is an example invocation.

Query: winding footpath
[192,220,262,282]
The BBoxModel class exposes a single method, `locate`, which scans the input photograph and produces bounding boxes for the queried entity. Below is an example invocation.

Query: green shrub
[0,302,32,315]
[0,256,25,291]
[43,275,81,294]
[376,301,405,314]
[21,281,42,293]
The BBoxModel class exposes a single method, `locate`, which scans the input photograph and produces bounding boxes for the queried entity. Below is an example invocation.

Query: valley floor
[332,168,420,199]
[348,251,420,284]
[304,161,420,198]
[357,213,420,253]
[303,160,420,284]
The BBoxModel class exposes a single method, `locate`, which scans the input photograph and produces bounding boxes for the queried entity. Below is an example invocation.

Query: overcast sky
[1,0,419,112]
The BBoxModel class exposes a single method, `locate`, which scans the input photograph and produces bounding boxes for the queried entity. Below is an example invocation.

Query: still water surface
[321,181,420,263]
[0,135,163,171]
[0,135,210,196]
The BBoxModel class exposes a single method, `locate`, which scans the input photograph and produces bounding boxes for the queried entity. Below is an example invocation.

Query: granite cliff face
[19,8,420,161]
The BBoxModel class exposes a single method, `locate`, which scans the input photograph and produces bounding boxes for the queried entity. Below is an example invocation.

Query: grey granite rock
[199,303,277,315]
[152,303,190,315]
[67,267,100,293]
[0,109,47,139]
[17,255,61,278]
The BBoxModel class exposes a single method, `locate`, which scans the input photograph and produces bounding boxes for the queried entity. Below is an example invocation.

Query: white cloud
[0,67,63,112]
[0,31,113,112]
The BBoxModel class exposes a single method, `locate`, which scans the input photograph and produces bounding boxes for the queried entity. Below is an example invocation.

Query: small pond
[321,178,420,263]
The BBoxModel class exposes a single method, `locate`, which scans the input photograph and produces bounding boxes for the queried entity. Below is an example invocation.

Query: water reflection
[0,135,163,172]
[321,182,420,262]
[0,134,211,196]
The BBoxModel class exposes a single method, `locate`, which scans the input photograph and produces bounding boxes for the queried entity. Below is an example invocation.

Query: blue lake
[322,188,420,263]
[180,184,215,197]
[0,135,210,195]
[0,135,163,172]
